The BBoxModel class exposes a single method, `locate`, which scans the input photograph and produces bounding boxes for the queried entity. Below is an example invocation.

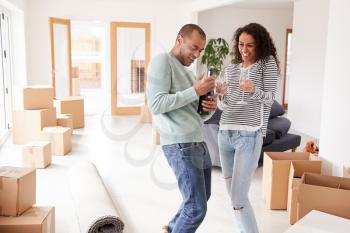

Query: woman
[216,23,279,233]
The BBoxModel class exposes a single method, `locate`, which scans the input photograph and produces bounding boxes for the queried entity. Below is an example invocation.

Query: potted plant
[201,38,230,76]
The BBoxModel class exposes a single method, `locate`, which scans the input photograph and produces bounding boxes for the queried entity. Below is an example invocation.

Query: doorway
[283,28,292,110]
[70,20,106,113]
[49,17,73,98]
[110,22,151,115]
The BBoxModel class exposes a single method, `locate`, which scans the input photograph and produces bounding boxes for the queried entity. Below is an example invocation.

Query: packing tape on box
[0,167,24,176]
[68,161,124,233]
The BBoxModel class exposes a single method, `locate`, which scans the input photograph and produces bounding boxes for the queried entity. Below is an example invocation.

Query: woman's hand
[239,80,255,94]
[215,81,228,97]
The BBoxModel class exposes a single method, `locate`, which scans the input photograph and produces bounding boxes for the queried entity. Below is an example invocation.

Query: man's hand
[194,74,215,96]
[201,95,217,112]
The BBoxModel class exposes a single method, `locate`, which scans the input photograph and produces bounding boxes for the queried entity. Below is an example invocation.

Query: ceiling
[228,0,293,9]
[98,0,196,3]
[94,0,293,10]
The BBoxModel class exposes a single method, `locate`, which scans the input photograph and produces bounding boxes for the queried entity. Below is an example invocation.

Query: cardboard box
[12,108,57,145]
[42,127,72,156]
[72,66,79,78]
[56,114,73,129]
[54,97,84,128]
[288,161,322,224]
[297,173,350,221]
[22,141,52,169]
[72,77,80,96]
[0,206,55,233]
[262,152,319,209]
[0,167,36,216]
[152,126,160,145]
[22,86,54,110]
[283,210,350,233]
[343,166,350,178]
[141,105,152,123]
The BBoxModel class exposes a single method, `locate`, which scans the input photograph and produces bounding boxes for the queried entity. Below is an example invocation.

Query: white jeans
[218,129,263,233]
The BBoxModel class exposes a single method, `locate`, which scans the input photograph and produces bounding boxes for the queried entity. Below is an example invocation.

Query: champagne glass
[215,71,228,97]
[237,67,249,104]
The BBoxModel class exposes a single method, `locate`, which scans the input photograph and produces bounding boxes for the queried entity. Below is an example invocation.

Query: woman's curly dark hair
[232,23,280,73]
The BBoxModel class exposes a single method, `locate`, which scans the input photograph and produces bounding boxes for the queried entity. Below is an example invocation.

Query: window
[0,10,13,141]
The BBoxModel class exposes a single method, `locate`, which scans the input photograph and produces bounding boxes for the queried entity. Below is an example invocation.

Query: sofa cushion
[263,129,275,146]
[269,101,285,119]
[204,108,222,125]
[268,116,291,139]
[262,133,301,153]
[259,133,302,166]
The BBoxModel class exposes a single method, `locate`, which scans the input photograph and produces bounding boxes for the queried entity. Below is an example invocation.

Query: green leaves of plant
[201,38,230,76]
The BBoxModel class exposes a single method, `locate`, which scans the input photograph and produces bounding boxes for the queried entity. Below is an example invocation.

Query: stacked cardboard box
[141,105,152,123]
[287,161,322,224]
[262,152,320,210]
[54,97,84,129]
[343,166,350,178]
[0,166,36,216]
[42,127,72,155]
[57,114,73,129]
[0,207,55,233]
[12,87,56,145]
[22,141,52,168]
[296,173,350,221]
[0,167,55,232]
[72,77,80,96]
[22,87,54,110]
[152,125,160,145]
[262,151,350,227]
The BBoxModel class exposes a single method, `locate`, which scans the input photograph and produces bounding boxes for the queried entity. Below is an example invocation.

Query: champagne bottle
[197,68,214,115]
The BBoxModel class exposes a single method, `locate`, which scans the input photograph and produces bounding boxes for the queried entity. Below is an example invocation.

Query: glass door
[49,17,72,97]
[110,22,150,115]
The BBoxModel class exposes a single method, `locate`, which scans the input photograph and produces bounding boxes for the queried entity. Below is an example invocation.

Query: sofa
[203,101,301,167]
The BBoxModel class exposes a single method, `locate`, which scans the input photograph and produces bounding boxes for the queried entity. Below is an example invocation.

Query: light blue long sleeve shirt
[147,53,211,145]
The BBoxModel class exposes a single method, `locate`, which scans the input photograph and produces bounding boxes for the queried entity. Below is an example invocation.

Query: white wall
[287,0,329,138]
[198,6,294,103]
[0,0,25,10]
[0,0,27,109]
[319,0,350,176]
[190,0,243,12]
[26,0,193,94]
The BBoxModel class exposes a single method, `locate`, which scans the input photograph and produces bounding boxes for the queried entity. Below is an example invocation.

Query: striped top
[218,55,278,136]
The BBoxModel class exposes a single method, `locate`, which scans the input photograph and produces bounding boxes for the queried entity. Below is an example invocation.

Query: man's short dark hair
[178,24,206,39]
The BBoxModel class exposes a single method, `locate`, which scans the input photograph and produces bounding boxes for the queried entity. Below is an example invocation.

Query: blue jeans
[218,130,263,233]
[162,142,212,233]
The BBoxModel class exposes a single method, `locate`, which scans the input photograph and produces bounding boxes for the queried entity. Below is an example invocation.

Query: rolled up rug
[68,161,124,233]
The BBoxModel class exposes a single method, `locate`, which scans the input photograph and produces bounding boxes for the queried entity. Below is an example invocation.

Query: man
[147,24,217,233]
